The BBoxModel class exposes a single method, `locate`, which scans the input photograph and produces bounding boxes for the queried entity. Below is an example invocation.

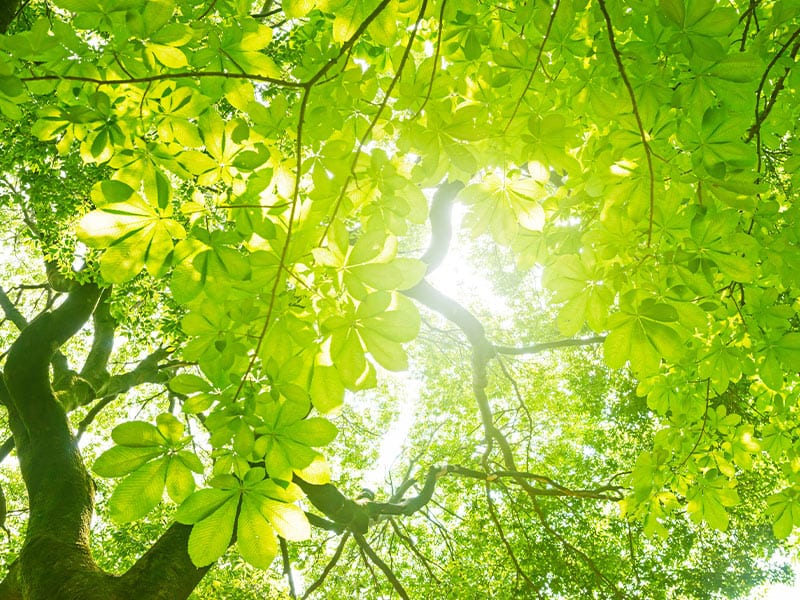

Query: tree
[0,0,798,597]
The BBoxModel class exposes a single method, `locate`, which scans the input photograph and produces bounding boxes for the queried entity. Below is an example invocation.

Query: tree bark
[2,283,112,599]
[0,0,21,35]
[0,280,221,599]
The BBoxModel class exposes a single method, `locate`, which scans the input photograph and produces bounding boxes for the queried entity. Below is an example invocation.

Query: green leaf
[166,457,196,503]
[292,454,331,485]
[709,54,763,83]
[358,292,420,342]
[766,489,800,539]
[460,173,546,245]
[309,364,345,414]
[282,418,338,447]
[659,0,685,26]
[237,495,278,569]
[328,327,368,388]
[359,327,409,371]
[282,0,317,18]
[111,421,166,447]
[169,373,212,395]
[177,450,205,474]
[393,258,427,290]
[175,488,238,524]
[149,44,188,68]
[77,191,186,282]
[156,413,185,444]
[260,497,310,541]
[182,392,217,414]
[187,496,238,566]
[93,446,165,478]
[108,458,169,523]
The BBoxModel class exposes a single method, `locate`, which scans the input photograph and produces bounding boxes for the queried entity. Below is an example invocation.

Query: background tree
[0,0,799,598]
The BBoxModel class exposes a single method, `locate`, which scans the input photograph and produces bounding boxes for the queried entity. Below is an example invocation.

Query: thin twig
[22,70,302,89]
[280,538,297,599]
[676,379,712,471]
[504,0,561,131]
[596,0,656,245]
[484,481,538,593]
[413,0,448,117]
[300,534,349,598]
[320,0,427,242]
[353,532,410,600]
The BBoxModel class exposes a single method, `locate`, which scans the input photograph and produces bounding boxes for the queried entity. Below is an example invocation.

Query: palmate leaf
[327,321,369,388]
[460,172,546,245]
[603,294,685,378]
[97,415,202,511]
[767,488,800,539]
[76,183,185,283]
[176,469,313,568]
[544,253,613,335]
[323,290,420,382]
[685,472,740,532]
[251,400,337,483]
[244,474,310,542]
[357,292,420,371]
[318,226,426,299]
[698,340,744,393]
[170,239,254,304]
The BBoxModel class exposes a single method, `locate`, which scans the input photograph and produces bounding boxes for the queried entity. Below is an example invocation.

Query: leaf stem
[596,0,656,246]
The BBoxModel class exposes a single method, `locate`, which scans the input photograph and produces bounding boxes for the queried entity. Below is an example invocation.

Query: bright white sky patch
[361,376,420,490]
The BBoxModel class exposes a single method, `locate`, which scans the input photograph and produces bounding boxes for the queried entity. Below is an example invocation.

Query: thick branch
[0,557,22,600]
[294,478,370,534]
[102,349,171,396]
[116,523,211,600]
[4,281,100,457]
[409,215,624,592]
[493,336,605,356]
[3,282,107,598]
[447,465,624,501]
[0,0,22,34]
[404,281,493,354]
[79,287,115,391]
[421,181,464,273]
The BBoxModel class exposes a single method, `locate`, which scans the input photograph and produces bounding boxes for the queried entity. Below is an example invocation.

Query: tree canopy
[0,0,799,598]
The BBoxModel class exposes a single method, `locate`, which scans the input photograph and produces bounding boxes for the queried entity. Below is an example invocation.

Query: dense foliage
[0,0,799,598]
